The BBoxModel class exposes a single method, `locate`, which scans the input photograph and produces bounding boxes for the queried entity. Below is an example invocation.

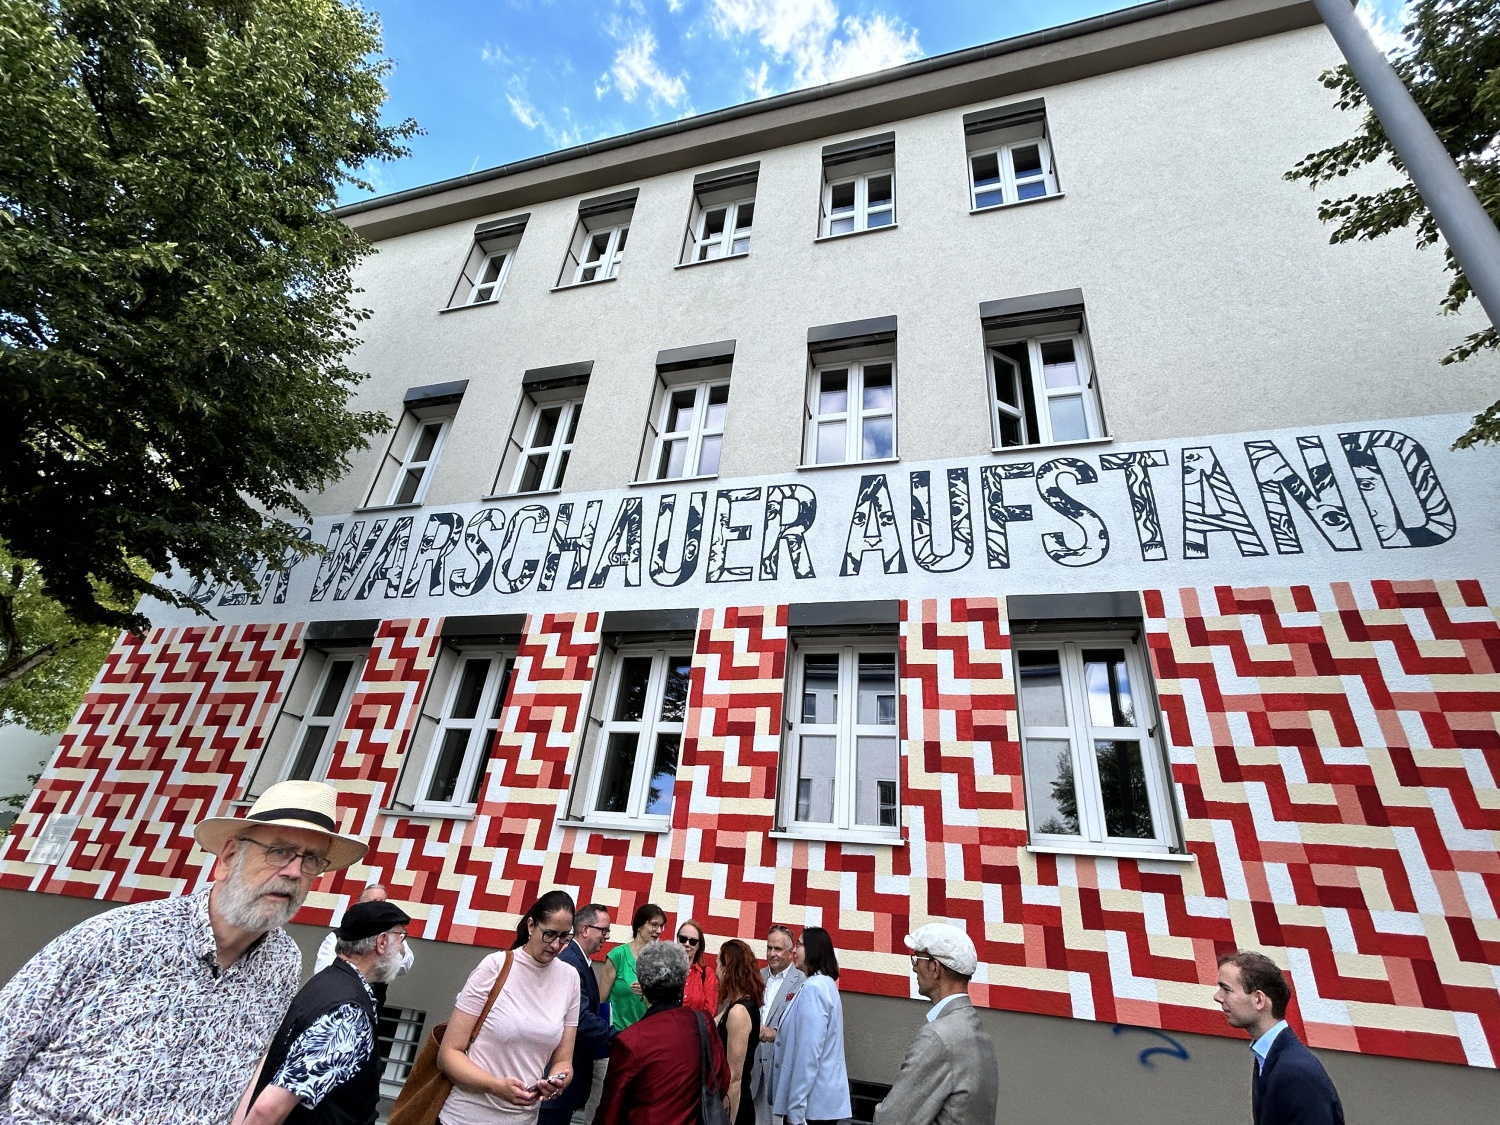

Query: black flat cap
[338,900,411,941]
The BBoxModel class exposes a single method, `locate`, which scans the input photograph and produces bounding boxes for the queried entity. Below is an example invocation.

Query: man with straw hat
[0,780,368,1125]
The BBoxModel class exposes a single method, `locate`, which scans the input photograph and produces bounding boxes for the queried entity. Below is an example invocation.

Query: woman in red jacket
[676,917,718,1018]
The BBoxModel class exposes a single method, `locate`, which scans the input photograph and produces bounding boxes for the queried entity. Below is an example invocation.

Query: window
[653,383,728,479]
[1014,632,1175,853]
[807,362,894,465]
[820,133,895,237]
[981,292,1104,449]
[283,655,360,781]
[377,1007,426,1100]
[682,163,758,264]
[365,382,466,509]
[784,646,901,835]
[446,215,527,307]
[414,650,516,813]
[493,363,591,496]
[636,341,735,482]
[559,190,637,287]
[583,650,691,825]
[964,100,1059,210]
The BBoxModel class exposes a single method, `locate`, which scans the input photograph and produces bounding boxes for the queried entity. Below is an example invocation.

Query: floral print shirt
[0,886,301,1124]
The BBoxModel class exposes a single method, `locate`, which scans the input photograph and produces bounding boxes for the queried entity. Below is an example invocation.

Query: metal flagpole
[1311,0,1500,328]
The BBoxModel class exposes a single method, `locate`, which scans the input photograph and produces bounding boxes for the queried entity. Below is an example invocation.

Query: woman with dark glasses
[437,890,580,1123]
[676,918,719,1018]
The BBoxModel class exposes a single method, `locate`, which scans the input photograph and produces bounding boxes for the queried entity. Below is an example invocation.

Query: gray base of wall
[2,887,1496,1123]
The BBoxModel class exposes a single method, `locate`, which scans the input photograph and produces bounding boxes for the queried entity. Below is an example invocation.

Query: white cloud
[745,60,772,101]
[611,27,688,107]
[506,92,540,130]
[710,0,920,90]
[1357,0,1413,57]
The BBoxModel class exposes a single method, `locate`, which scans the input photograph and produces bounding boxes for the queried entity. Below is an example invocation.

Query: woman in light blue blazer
[770,927,852,1125]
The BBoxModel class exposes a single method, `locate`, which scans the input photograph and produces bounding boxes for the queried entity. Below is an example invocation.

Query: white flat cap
[905,922,978,977]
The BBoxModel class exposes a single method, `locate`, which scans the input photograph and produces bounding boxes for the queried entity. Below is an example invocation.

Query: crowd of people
[0,779,1345,1125]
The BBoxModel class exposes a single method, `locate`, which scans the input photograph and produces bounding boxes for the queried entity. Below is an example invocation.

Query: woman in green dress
[595,901,666,1031]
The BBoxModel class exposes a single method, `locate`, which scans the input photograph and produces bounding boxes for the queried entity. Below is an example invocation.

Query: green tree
[0,0,416,633]
[1286,0,1500,447]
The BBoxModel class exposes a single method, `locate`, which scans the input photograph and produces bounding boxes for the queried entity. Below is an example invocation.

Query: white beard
[367,939,404,984]
[214,850,308,933]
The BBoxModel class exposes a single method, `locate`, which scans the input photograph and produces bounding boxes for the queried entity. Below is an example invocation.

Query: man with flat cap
[239,899,412,1125]
[0,780,369,1125]
[873,922,1000,1125]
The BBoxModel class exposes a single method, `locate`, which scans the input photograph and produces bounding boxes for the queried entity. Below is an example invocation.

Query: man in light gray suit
[873,922,1000,1125]
[750,924,806,1125]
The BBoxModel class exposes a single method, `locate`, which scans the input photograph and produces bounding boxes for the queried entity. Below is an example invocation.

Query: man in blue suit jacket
[540,903,616,1125]
[1215,951,1345,1125]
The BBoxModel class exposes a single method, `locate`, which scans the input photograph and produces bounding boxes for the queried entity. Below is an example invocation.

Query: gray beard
[367,941,404,984]
[214,860,306,933]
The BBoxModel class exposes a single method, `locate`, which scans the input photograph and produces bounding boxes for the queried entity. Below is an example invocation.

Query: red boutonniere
[784,992,796,1003]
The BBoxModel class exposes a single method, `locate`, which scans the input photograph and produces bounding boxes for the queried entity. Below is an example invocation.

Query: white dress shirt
[762,967,789,1024]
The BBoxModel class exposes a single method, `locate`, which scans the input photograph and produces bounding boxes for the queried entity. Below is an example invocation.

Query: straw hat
[195,781,368,871]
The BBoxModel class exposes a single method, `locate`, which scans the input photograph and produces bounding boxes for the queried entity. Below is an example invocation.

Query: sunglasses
[677,934,701,947]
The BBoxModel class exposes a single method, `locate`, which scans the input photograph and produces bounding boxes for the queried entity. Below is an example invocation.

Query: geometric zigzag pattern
[1,582,1496,1069]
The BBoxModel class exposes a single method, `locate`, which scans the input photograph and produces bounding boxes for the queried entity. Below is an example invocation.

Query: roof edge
[340,0,1319,240]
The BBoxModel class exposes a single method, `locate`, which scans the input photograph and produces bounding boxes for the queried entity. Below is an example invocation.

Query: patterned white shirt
[0,886,301,1124]
[268,966,376,1108]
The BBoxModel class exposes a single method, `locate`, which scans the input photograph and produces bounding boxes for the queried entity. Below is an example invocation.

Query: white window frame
[781,644,902,839]
[969,135,1058,210]
[465,248,514,305]
[651,379,729,480]
[1014,632,1176,855]
[509,397,582,494]
[581,648,692,829]
[822,171,895,237]
[804,357,897,466]
[412,649,515,815]
[987,331,1103,449]
[281,654,362,782]
[692,197,754,262]
[573,222,629,285]
[385,416,451,507]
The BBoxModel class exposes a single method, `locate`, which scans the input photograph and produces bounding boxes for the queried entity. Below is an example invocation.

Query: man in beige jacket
[873,922,1000,1125]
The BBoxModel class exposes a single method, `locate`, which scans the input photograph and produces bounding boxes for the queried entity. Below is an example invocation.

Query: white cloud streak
[611,28,689,107]
[711,0,920,90]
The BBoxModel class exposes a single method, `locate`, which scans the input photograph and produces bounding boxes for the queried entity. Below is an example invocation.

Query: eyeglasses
[236,837,332,876]
[536,928,574,945]
[389,929,408,944]
[581,923,611,936]
[677,934,701,947]
[910,954,938,970]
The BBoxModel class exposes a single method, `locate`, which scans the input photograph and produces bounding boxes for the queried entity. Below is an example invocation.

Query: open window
[240,620,375,796]
[445,214,528,308]
[681,163,757,264]
[566,609,698,830]
[636,340,733,481]
[559,189,637,287]
[804,317,897,466]
[492,362,591,496]
[778,602,903,842]
[964,99,1059,211]
[981,290,1105,449]
[1010,592,1179,856]
[365,381,467,508]
[820,133,895,237]
[394,615,525,816]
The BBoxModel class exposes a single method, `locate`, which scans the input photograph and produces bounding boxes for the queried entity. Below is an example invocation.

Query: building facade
[3,0,1499,1120]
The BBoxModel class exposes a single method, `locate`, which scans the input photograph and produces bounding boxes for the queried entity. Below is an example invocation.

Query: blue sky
[350,0,1411,203]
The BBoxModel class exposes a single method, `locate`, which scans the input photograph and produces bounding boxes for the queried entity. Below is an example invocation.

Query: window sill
[769,829,904,848]
[969,191,1067,216]
[354,501,424,515]
[813,224,898,244]
[383,805,476,822]
[438,299,500,315]
[481,488,561,502]
[629,473,719,488]
[551,276,620,293]
[557,817,673,836]
[674,251,749,271]
[796,456,900,473]
[990,434,1114,456]
[1024,843,1194,863]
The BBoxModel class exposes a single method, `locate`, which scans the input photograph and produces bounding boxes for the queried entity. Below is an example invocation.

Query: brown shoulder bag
[387,949,514,1125]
